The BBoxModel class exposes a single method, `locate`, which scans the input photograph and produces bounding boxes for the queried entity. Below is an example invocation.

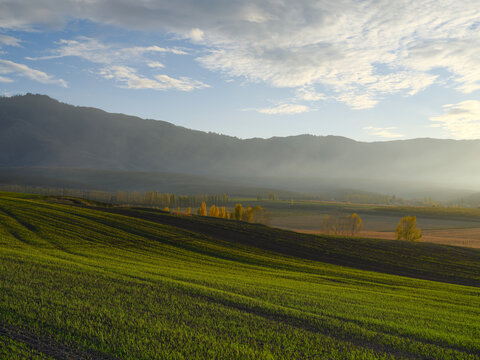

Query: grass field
[1,192,480,359]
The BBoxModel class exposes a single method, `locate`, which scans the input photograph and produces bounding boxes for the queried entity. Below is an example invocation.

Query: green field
[1,192,480,359]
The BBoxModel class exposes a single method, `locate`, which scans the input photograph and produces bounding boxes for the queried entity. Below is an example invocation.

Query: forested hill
[1,94,480,188]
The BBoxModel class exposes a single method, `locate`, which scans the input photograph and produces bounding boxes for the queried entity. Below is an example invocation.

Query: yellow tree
[345,213,364,236]
[395,216,422,241]
[219,206,226,218]
[209,205,216,217]
[252,205,265,223]
[198,201,207,216]
[209,205,220,217]
[243,206,254,222]
[234,204,243,220]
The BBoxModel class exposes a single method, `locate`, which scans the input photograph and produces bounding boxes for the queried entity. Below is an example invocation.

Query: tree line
[164,202,269,224]
[116,191,229,208]
[0,184,229,208]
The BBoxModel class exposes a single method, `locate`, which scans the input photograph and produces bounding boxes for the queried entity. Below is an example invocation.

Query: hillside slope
[0,193,479,359]
[1,94,480,189]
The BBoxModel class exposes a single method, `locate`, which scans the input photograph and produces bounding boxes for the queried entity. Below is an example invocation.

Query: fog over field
[1,94,480,201]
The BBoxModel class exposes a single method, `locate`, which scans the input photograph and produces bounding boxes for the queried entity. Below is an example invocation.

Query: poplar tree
[234,204,243,220]
[219,207,226,218]
[199,201,207,216]
[209,205,217,217]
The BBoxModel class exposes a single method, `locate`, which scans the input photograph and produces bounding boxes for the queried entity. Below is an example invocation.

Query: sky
[0,0,480,141]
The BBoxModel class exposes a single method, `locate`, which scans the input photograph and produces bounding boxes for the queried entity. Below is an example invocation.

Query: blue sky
[1,0,479,140]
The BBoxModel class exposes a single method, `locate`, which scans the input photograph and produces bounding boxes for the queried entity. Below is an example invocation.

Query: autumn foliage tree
[345,213,364,236]
[242,206,253,222]
[209,205,219,217]
[197,201,207,216]
[321,212,363,236]
[194,202,267,223]
[395,216,422,241]
[219,206,226,219]
[234,204,243,221]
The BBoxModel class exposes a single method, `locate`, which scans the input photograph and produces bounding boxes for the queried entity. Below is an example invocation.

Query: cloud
[1,1,480,108]
[257,104,310,115]
[430,100,480,139]
[100,65,209,91]
[0,35,21,47]
[27,37,186,64]
[295,87,326,102]
[27,37,210,92]
[0,75,13,82]
[406,40,480,93]
[0,59,67,87]
[189,28,204,42]
[364,126,404,139]
[147,62,165,69]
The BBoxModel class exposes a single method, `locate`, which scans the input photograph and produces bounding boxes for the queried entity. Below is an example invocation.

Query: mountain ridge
[1,93,480,190]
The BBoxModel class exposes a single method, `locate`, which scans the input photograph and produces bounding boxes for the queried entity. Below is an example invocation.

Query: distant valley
[1,94,480,201]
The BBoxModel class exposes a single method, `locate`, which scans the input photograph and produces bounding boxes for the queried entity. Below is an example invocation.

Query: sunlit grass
[0,192,479,359]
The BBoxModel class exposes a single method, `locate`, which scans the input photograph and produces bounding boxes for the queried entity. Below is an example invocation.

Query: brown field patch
[281,227,480,249]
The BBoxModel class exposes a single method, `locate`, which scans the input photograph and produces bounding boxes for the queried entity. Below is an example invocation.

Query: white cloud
[430,100,480,139]
[364,126,404,139]
[1,1,480,108]
[406,40,480,93]
[100,66,209,91]
[0,35,21,47]
[241,5,277,23]
[295,87,326,102]
[189,28,204,42]
[27,37,186,64]
[147,62,165,69]
[0,75,13,82]
[0,59,67,87]
[258,104,310,115]
[27,37,210,92]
